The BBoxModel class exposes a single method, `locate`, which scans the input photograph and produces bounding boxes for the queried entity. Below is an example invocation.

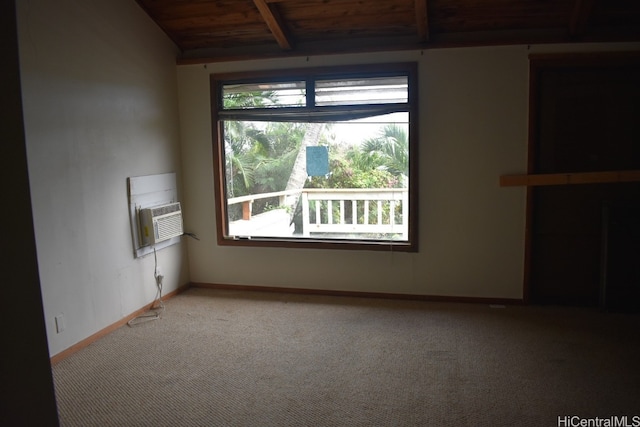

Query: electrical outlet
[55,314,65,334]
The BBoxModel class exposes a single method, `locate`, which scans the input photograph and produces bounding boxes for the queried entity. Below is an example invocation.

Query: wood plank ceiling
[135,0,640,63]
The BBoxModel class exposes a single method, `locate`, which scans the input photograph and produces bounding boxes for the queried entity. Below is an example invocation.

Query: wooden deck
[228,188,408,240]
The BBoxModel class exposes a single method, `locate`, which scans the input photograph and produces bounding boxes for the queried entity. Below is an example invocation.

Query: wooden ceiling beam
[569,0,595,37]
[253,0,294,50]
[415,0,429,43]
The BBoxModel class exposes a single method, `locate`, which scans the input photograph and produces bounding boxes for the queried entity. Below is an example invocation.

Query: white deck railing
[300,189,408,238]
[227,188,408,239]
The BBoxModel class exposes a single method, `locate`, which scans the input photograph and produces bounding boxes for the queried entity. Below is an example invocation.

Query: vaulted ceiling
[135,0,640,64]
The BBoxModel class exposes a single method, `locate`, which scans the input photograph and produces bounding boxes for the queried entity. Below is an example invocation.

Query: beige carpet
[52,287,640,426]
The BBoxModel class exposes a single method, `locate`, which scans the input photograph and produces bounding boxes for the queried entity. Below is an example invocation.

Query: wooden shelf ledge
[500,170,640,187]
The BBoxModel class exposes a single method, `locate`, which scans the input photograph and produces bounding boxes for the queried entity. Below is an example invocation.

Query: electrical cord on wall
[127,246,165,327]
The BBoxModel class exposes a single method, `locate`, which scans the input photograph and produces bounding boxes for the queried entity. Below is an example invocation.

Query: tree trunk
[283,123,324,219]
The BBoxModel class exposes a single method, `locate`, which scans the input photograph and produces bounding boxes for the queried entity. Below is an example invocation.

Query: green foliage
[223,91,276,109]
[360,124,409,178]
[224,121,305,197]
[305,156,399,189]
[302,124,408,228]
[223,102,409,226]
[305,123,407,190]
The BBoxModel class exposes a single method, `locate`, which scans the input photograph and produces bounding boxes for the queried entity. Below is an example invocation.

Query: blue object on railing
[306,146,329,177]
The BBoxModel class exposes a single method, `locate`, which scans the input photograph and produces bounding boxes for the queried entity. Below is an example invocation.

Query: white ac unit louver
[139,202,183,246]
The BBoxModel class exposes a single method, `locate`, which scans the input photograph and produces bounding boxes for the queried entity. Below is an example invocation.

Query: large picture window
[211,63,418,251]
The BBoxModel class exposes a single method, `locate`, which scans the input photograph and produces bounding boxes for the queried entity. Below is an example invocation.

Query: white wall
[18,0,189,357]
[177,43,639,300]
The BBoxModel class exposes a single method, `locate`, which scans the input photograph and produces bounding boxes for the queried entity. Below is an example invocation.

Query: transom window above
[210,63,418,251]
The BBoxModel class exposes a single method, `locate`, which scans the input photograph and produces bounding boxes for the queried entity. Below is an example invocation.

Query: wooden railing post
[352,200,357,225]
[390,200,396,227]
[242,200,252,220]
[364,200,370,225]
[402,190,409,239]
[301,191,310,237]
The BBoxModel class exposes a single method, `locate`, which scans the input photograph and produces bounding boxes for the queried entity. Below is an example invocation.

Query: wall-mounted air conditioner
[138,202,183,246]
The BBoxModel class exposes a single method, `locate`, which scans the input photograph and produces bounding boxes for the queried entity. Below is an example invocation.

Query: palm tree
[223,90,311,223]
[360,124,408,182]
[282,123,324,218]
[222,91,276,197]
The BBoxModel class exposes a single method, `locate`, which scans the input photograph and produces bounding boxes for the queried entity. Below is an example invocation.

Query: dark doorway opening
[528,54,640,311]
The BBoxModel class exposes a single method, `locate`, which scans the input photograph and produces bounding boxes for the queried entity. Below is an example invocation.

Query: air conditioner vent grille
[150,203,181,217]
[155,213,183,243]
[139,202,183,246]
